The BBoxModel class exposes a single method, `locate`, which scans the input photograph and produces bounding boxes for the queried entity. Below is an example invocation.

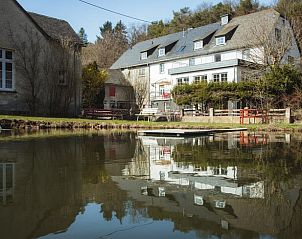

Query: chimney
[221,14,229,26]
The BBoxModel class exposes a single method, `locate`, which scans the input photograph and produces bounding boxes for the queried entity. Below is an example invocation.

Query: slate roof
[111,9,280,70]
[106,69,132,86]
[13,0,80,44]
[28,12,81,44]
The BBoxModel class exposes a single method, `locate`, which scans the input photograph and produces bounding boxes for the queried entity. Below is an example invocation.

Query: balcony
[150,91,171,101]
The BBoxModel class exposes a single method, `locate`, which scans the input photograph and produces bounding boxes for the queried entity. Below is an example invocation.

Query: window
[139,68,146,76]
[177,45,186,52]
[177,77,189,85]
[216,36,225,45]
[159,85,165,95]
[221,73,228,82]
[158,48,165,57]
[159,63,165,74]
[213,74,220,82]
[213,73,228,82]
[214,54,221,62]
[109,86,116,97]
[194,75,207,83]
[58,70,67,85]
[275,28,281,41]
[194,40,203,50]
[189,58,195,66]
[141,51,147,60]
[242,49,251,60]
[0,49,14,90]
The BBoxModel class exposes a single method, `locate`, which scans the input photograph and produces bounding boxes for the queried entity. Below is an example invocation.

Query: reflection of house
[0,0,82,116]
[123,136,264,199]
[103,70,136,110]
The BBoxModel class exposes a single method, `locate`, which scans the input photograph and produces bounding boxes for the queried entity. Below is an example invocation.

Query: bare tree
[128,74,148,110]
[9,24,43,115]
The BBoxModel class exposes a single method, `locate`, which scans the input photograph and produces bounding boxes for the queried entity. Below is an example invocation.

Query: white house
[111,9,300,112]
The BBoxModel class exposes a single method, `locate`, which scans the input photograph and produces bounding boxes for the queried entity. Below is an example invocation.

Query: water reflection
[0,131,301,239]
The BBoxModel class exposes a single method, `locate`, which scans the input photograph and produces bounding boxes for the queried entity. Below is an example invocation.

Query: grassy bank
[0,115,302,131]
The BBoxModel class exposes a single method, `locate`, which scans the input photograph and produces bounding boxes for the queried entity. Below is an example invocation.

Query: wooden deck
[137,128,247,137]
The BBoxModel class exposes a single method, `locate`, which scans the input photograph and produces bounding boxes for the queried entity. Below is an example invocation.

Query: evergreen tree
[78,27,88,46]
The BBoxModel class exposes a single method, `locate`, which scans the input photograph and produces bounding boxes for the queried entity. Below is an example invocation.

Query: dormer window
[194,40,203,50]
[158,48,165,57]
[216,36,225,46]
[141,52,147,60]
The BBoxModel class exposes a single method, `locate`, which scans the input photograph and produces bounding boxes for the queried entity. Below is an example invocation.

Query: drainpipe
[148,63,151,107]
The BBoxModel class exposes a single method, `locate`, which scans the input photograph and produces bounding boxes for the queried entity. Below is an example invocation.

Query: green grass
[1,114,302,131]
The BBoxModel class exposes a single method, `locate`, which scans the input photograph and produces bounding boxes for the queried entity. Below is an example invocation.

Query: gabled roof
[29,12,81,44]
[106,69,132,86]
[111,9,281,70]
[13,0,80,44]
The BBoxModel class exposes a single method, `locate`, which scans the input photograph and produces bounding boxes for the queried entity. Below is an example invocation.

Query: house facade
[103,69,136,110]
[111,9,300,112]
[0,0,82,116]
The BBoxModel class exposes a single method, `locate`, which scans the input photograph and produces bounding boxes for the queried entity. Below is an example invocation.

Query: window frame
[177,77,189,85]
[189,58,195,66]
[214,54,222,62]
[212,72,228,83]
[158,47,165,57]
[139,68,146,76]
[159,63,165,74]
[141,51,148,60]
[215,36,226,46]
[194,40,203,50]
[194,75,207,83]
[0,49,14,91]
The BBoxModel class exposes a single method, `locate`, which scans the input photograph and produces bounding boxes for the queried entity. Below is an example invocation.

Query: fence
[182,108,291,124]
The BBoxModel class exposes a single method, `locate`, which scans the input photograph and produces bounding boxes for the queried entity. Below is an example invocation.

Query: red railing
[240,109,269,124]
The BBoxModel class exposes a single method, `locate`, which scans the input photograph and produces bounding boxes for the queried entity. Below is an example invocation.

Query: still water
[0,130,302,239]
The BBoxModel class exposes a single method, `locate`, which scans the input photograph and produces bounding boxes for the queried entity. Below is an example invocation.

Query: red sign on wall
[109,86,116,97]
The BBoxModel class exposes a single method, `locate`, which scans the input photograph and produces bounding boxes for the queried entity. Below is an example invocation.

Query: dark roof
[111,9,281,69]
[106,70,132,86]
[29,12,81,44]
[215,24,238,37]
[13,0,80,44]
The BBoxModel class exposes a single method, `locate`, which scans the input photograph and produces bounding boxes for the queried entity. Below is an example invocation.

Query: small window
[275,28,281,41]
[0,50,2,59]
[194,75,207,83]
[213,74,220,82]
[141,52,147,60]
[189,58,195,66]
[58,70,67,85]
[158,48,165,57]
[159,63,165,74]
[221,73,228,82]
[177,77,189,85]
[139,68,146,76]
[0,49,14,91]
[194,40,203,50]
[178,46,186,52]
[216,36,225,46]
[215,54,221,62]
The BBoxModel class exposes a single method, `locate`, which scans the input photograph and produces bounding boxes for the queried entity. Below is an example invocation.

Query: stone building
[0,0,82,116]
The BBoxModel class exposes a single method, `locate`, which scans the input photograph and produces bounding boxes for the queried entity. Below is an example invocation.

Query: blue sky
[18,0,273,42]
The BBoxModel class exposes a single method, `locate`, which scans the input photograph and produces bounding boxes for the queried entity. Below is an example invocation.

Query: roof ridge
[28,12,68,23]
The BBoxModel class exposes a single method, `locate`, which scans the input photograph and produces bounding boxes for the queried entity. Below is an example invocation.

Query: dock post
[285,108,291,124]
[209,108,214,123]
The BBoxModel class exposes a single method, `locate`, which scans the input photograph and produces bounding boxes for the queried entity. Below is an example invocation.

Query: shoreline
[1,115,302,132]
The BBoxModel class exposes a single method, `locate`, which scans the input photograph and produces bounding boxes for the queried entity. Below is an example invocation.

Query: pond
[0,130,302,239]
